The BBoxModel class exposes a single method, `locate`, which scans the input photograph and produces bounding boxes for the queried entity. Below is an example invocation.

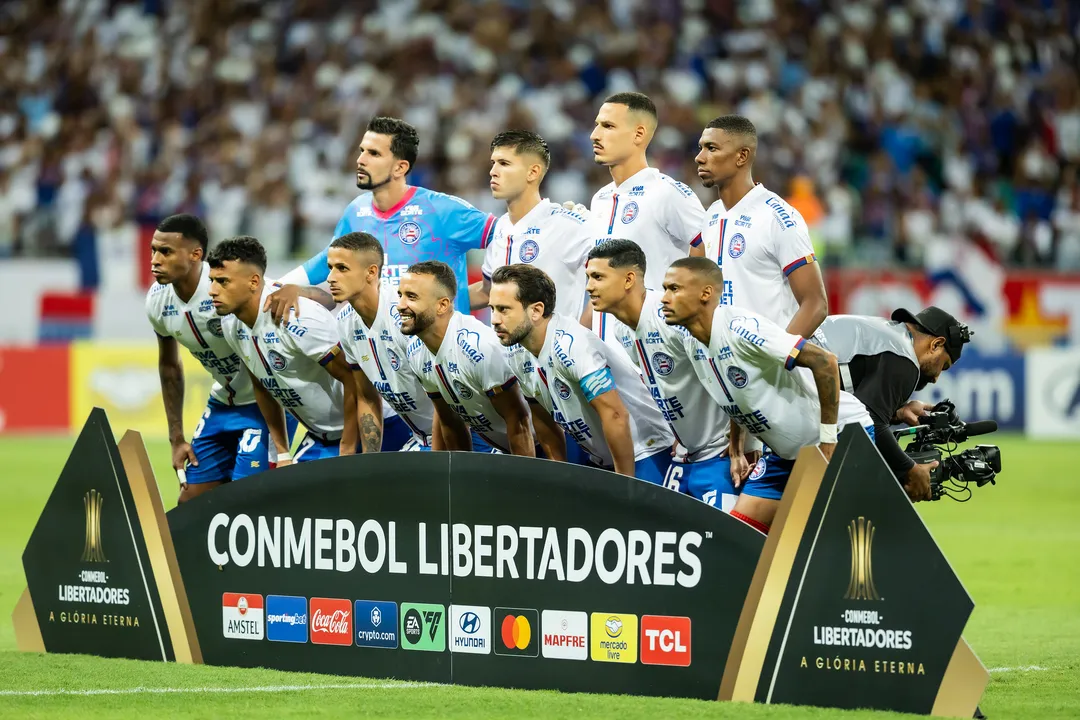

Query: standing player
[489,264,674,481]
[146,214,277,503]
[266,116,497,321]
[696,115,827,337]
[584,240,736,507]
[469,130,594,323]
[328,231,435,450]
[209,237,366,463]
[399,261,535,456]
[662,257,871,531]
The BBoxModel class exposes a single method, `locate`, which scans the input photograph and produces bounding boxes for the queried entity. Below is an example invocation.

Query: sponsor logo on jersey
[450,605,491,655]
[495,607,539,657]
[353,328,366,342]
[206,318,224,337]
[652,351,675,376]
[398,221,422,245]
[222,593,264,640]
[590,612,637,663]
[554,378,572,400]
[162,304,178,317]
[553,329,575,368]
[456,329,485,363]
[266,595,307,643]
[267,349,288,371]
[309,597,352,645]
[356,206,373,217]
[628,185,646,197]
[735,213,752,228]
[400,204,423,216]
[518,238,540,263]
[640,615,691,667]
[355,600,399,648]
[728,233,746,259]
[541,610,587,660]
[727,365,749,388]
[765,196,797,229]
[621,201,639,224]
[453,378,474,400]
[387,347,401,371]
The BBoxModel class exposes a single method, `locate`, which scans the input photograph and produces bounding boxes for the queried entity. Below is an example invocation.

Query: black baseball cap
[891,306,971,363]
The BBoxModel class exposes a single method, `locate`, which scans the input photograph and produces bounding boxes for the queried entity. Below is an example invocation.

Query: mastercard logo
[501,614,531,650]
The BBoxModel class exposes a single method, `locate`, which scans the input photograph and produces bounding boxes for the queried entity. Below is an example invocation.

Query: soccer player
[489,264,675,482]
[469,130,594,323]
[399,261,535,456]
[146,214,277,503]
[328,231,435,450]
[267,116,497,321]
[584,240,737,507]
[662,257,871,531]
[210,236,361,463]
[696,115,827,337]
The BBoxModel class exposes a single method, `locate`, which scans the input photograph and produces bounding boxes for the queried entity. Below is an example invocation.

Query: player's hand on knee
[264,284,302,324]
[171,441,197,471]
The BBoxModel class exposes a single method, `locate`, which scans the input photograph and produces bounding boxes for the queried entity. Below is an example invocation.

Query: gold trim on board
[931,637,989,717]
[12,587,44,653]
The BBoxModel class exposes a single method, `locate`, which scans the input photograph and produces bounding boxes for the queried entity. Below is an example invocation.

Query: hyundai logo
[459,611,481,635]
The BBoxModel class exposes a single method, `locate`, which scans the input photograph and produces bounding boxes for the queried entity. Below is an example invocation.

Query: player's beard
[402,307,435,335]
[502,318,533,348]
[356,170,391,191]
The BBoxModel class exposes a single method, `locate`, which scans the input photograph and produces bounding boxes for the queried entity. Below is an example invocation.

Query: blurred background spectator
[1,0,1079,275]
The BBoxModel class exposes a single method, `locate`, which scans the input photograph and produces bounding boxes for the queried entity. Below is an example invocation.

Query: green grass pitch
[0,434,1077,718]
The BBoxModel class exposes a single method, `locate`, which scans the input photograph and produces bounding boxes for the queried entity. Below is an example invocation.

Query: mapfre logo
[309,597,353,645]
[541,609,587,661]
[640,615,691,667]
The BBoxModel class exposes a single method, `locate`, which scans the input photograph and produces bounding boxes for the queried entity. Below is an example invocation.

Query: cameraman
[816,307,970,501]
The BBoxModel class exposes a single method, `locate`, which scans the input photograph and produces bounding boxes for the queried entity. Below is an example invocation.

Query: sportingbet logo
[541,610,587,661]
[309,597,352,645]
[222,593,264,640]
[640,615,691,667]
[266,595,307,643]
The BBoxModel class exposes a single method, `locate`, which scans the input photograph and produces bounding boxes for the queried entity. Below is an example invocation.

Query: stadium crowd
[2,0,1080,272]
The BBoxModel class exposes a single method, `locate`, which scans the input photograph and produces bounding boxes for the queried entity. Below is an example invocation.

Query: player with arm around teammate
[662,257,872,532]
[489,264,675,482]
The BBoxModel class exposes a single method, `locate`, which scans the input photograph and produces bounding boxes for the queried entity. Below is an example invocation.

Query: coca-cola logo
[309,598,353,645]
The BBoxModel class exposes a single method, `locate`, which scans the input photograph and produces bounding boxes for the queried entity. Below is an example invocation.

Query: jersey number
[193,408,212,439]
[664,464,684,492]
[238,429,263,454]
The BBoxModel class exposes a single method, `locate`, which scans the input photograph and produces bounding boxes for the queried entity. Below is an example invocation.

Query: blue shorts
[294,433,342,463]
[634,448,672,485]
[384,415,427,451]
[470,430,504,454]
[665,455,737,509]
[564,433,590,465]
[745,425,876,500]
[186,399,289,484]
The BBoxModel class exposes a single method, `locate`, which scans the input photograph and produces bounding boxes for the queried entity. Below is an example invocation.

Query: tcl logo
[309,597,352,646]
[640,615,691,667]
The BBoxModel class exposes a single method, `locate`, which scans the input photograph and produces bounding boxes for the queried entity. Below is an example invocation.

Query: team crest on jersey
[398,221,422,245]
[728,233,746,258]
[453,379,474,400]
[553,378,572,400]
[268,349,288,371]
[727,365,748,388]
[387,347,401,371]
[620,201,639,224]
[652,351,675,376]
[206,318,224,338]
[749,457,766,480]
[518,238,540,263]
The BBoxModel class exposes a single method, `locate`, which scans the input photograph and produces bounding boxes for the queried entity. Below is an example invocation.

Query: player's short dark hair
[157,213,209,253]
[367,116,419,172]
[603,91,657,120]
[330,232,384,270]
[491,130,550,169]
[490,264,557,318]
[405,260,457,300]
[706,114,758,138]
[207,236,267,273]
[669,256,724,286]
[587,239,647,276]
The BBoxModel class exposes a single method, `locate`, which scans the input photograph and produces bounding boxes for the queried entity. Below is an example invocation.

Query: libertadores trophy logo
[843,516,878,601]
[81,489,107,563]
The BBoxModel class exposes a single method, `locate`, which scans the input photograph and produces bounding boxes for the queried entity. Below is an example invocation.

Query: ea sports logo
[728,233,746,259]
[726,365,748,388]
[518,239,540,263]
[387,347,401,371]
[453,379,474,400]
[621,201,639,224]
[206,318,224,337]
[398,221,422,245]
[652,351,675,376]
[554,378,572,400]
[268,350,288,371]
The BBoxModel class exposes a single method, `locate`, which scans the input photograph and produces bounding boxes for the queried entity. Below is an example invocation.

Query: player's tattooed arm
[431,396,472,451]
[794,341,840,459]
[156,333,196,474]
[530,402,567,462]
[352,368,384,453]
[491,384,536,458]
[248,367,292,466]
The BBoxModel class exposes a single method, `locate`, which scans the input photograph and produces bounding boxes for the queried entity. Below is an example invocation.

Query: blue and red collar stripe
[252,337,274,374]
[707,358,735,402]
[606,194,619,234]
[185,311,209,349]
[435,365,459,402]
[635,339,656,384]
[368,339,387,380]
[716,219,727,266]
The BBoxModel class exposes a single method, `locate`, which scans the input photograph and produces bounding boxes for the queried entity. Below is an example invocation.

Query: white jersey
[407,312,521,453]
[223,286,345,440]
[589,167,705,290]
[608,291,729,462]
[482,199,594,319]
[701,183,817,328]
[337,288,435,445]
[146,263,255,406]
[685,305,870,460]
[506,342,550,408]
[534,314,672,467]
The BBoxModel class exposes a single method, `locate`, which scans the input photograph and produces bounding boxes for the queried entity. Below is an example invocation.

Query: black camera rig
[895,399,1002,501]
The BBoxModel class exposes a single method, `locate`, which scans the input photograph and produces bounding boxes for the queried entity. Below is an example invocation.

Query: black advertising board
[167,450,765,697]
[21,409,176,661]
